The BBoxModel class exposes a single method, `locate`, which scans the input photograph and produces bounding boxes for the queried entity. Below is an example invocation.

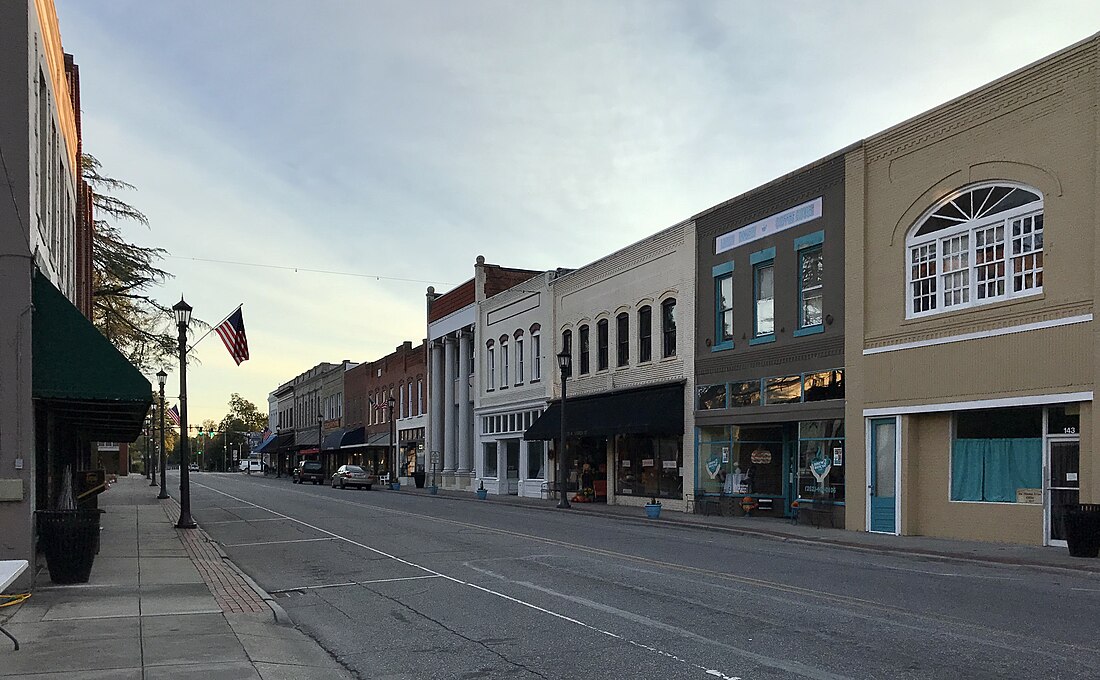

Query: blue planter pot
[644,503,662,519]
[391,481,401,491]
[476,489,488,500]
[428,485,438,495]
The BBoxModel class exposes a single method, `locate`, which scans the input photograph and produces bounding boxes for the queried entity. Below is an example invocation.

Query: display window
[615,435,682,499]
[797,419,845,503]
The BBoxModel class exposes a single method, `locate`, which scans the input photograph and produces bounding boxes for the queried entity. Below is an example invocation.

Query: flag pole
[186,303,242,354]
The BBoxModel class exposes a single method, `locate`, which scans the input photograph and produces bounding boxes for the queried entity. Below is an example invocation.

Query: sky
[54,1,1100,429]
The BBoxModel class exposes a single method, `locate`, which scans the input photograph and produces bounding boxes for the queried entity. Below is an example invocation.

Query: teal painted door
[869,418,897,534]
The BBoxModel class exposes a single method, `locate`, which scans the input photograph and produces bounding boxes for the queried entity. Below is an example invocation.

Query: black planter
[37,509,100,583]
[1063,504,1100,558]
[413,471,426,489]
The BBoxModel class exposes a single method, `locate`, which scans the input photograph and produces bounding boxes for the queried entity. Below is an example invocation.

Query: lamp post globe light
[157,369,169,499]
[556,349,572,509]
[388,396,396,487]
[173,297,197,529]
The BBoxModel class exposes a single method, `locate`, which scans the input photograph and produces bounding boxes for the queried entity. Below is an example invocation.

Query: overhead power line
[167,255,456,286]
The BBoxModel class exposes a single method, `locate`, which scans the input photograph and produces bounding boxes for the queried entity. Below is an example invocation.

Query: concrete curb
[404,487,1100,576]
[209,537,294,626]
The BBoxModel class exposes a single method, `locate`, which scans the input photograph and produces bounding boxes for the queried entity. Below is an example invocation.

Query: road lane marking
[269,574,442,594]
[194,482,758,680]
[195,478,1100,663]
[204,518,287,525]
[222,537,335,548]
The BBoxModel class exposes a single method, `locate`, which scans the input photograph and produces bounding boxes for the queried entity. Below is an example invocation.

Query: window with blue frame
[696,384,727,410]
[798,250,823,331]
[712,262,734,350]
[951,408,1042,503]
[751,248,775,343]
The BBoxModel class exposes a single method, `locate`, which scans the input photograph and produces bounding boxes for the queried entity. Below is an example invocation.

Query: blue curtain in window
[952,439,1041,502]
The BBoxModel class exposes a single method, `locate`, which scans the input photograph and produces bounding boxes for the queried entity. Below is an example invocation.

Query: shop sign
[810,455,832,483]
[721,446,729,463]
[706,456,722,479]
[642,458,655,467]
[750,448,772,465]
[832,448,843,466]
[662,460,678,469]
[621,460,631,468]
[715,197,823,254]
[1016,488,1042,504]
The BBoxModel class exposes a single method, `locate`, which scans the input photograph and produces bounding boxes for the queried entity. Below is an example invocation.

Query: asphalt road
[176,472,1100,680]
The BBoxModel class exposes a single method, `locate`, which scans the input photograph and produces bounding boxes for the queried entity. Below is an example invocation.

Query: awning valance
[340,427,365,448]
[273,432,296,452]
[253,434,277,453]
[32,272,151,441]
[366,432,391,447]
[524,382,684,441]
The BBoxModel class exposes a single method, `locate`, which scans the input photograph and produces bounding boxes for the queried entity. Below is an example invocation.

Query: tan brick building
[844,34,1099,544]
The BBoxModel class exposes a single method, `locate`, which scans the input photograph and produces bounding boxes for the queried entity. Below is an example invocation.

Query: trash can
[1063,504,1100,558]
[37,509,101,583]
[412,471,426,489]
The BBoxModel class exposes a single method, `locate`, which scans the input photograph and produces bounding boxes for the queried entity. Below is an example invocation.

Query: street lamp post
[317,414,323,476]
[388,396,396,486]
[173,297,197,529]
[556,350,571,509]
[157,370,169,499]
[150,403,159,485]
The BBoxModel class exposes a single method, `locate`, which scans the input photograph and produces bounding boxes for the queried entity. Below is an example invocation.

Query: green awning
[32,272,152,441]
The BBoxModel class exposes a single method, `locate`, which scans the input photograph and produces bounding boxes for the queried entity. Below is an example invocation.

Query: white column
[458,330,473,477]
[429,340,445,477]
[443,336,457,477]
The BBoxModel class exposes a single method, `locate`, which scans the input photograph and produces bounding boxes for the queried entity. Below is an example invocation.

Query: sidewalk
[0,475,353,679]
[399,483,1100,575]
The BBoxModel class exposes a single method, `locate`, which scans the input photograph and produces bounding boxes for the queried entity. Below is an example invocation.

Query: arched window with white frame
[906,182,1043,318]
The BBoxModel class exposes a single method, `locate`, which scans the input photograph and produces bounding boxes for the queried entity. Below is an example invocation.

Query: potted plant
[391,478,401,491]
[37,466,101,584]
[644,497,662,519]
[476,480,488,500]
[428,483,438,495]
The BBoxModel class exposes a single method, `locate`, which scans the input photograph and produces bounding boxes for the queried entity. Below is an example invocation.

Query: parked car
[293,460,324,485]
[188,462,199,472]
[330,465,376,490]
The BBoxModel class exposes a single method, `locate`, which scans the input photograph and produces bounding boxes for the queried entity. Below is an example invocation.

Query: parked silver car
[330,464,376,490]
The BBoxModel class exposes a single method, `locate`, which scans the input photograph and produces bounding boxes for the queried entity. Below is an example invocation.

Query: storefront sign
[1016,488,1042,504]
[810,455,832,483]
[833,448,843,466]
[621,460,631,468]
[750,448,772,465]
[715,197,823,254]
[662,460,677,469]
[642,458,655,467]
[706,456,722,479]
[722,446,729,463]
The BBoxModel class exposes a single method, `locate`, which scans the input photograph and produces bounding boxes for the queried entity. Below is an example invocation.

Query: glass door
[505,439,521,495]
[868,418,898,534]
[1047,439,1080,545]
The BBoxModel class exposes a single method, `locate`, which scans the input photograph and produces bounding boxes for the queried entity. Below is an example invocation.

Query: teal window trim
[711,261,734,277]
[749,247,776,265]
[752,256,775,339]
[794,230,825,251]
[713,268,735,351]
[797,244,824,331]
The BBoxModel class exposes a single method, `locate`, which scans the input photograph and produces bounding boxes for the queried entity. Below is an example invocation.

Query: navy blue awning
[322,428,347,451]
[253,434,277,453]
[340,427,365,448]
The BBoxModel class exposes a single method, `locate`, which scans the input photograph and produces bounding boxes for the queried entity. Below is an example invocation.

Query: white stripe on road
[194,482,766,680]
[221,537,335,548]
[204,518,287,525]
[270,574,442,594]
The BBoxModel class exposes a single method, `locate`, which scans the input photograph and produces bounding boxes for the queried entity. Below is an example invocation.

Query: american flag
[214,307,249,365]
[168,405,181,426]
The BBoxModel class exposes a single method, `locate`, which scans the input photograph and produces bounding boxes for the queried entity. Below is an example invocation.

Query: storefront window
[483,442,497,477]
[730,426,784,497]
[765,375,801,404]
[697,384,727,410]
[729,380,761,407]
[951,408,1041,503]
[797,420,845,504]
[616,435,682,499]
[526,441,544,479]
[803,370,844,402]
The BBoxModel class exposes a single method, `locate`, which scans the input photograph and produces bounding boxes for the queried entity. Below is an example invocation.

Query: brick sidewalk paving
[162,498,270,614]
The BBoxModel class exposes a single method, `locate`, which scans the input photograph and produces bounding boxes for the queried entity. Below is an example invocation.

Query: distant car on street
[188,463,199,472]
[330,465,375,490]
[293,460,324,485]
